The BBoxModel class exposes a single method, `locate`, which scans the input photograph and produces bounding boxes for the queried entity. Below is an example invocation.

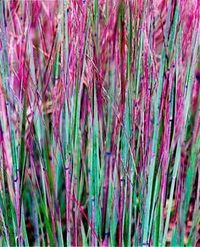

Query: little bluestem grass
[0,0,200,246]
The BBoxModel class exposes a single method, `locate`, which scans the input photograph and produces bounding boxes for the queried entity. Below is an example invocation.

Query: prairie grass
[0,0,200,246]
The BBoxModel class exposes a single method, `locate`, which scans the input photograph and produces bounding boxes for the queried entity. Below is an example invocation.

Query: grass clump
[0,0,199,246]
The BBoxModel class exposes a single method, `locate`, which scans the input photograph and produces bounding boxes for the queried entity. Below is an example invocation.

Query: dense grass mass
[0,0,200,246]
